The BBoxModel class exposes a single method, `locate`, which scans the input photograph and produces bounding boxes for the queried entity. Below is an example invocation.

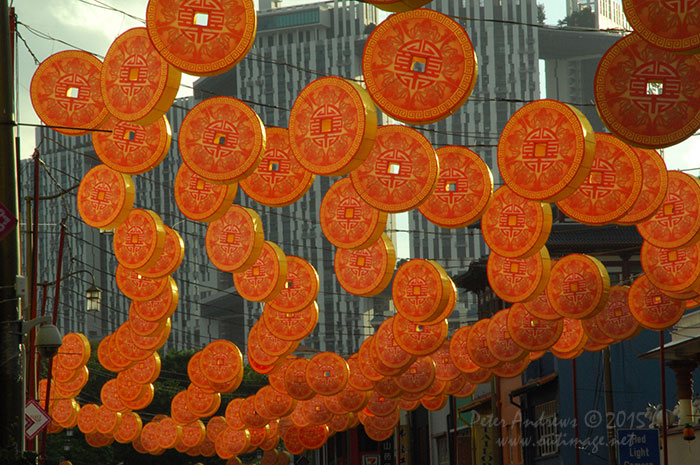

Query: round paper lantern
[366,391,399,417]
[364,423,395,442]
[581,313,615,346]
[179,420,206,449]
[247,328,280,373]
[116,370,146,402]
[482,186,552,258]
[486,309,528,363]
[320,177,387,250]
[443,375,467,395]
[255,321,297,357]
[290,405,311,428]
[100,378,128,412]
[179,97,265,183]
[392,259,451,323]
[206,205,264,273]
[262,301,318,341]
[347,354,375,390]
[507,303,564,352]
[551,318,587,358]
[233,241,288,302]
[113,411,142,444]
[146,0,256,76]
[51,399,79,429]
[465,319,501,369]
[338,386,369,412]
[368,338,406,377]
[85,431,115,448]
[464,367,494,385]
[116,266,171,302]
[174,163,237,222]
[375,316,416,370]
[418,145,493,228]
[284,358,316,401]
[362,9,477,125]
[557,133,642,225]
[288,76,377,176]
[77,164,135,230]
[622,0,700,53]
[522,277,562,321]
[487,246,551,303]
[140,226,184,278]
[617,148,668,225]
[498,99,596,202]
[282,425,306,455]
[253,390,277,420]
[300,396,333,425]
[637,171,700,250]
[628,274,686,330]
[453,379,478,398]
[305,352,349,396]
[126,352,161,385]
[97,334,126,373]
[78,404,99,434]
[395,356,437,394]
[216,427,250,459]
[92,115,171,174]
[123,385,156,414]
[200,340,243,385]
[30,50,109,135]
[113,209,166,271]
[132,280,179,321]
[594,33,700,148]
[240,127,314,206]
[268,256,319,312]
[101,27,181,125]
[492,357,531,379]
[224,398,246,430]
[448,326,481,374]
[114,322,152,361]
[187,384,221,417]
[156,417,182,449]
[335,234,396,297]
[56,332,90,371]
[392,314,448,357]
[206,416,228,442]
[642,240,700,293]
[128,307,166,337]
[373,377,402,399]
[262,386,296,418]
[422,278,457,325]
[323,393,346,415]
[546,254,610,320]
[350,125,439,213]
[595,285,641,341]
[421,394,448,411]
[299,424,328,450]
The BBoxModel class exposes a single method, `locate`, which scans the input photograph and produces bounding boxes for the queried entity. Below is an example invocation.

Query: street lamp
[85,284,101,313]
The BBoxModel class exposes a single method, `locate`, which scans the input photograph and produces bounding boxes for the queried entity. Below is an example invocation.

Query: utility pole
[0,0,23,454]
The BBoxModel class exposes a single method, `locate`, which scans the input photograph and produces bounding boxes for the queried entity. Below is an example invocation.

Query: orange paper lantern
[233,241,288,302]
[334,234,396,297]
[77,164,135,230]
[206,205,264,273]
[487,247,551,304]
[546,254,610,319]
[622,0,700,53]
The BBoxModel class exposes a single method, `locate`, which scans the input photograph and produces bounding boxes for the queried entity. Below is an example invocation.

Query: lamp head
[35,324,63,359]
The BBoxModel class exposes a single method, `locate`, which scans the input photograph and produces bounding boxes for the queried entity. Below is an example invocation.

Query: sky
[12,0,698,172]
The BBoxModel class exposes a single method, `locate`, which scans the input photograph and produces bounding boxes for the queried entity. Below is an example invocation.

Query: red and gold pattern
[551,318,587,356]
[375,316,416,370]
[582,314,615,346]
[320,177,388,250]
[101,28,181,125]
[77,164,135,230]
[392,313,448,356]
[628,274,686,330]
[140,226,184,278]
[546,254,610,320]
[299,424,328,450]
[617,148,668,225]
[200,340,243,385]
[637,171,700,249]
[487,247,551,304]
[92,115,171,174]
[113,209,166,271]
[486,309,528,363]
[395,356,436,393]
[284,358,316,401]
[206,205,264,273]
[132,280,178,321]
[362,9,477,124]
[622,0,700,53]
[641,240,700,293]
[268,256,319,313]
[492,357,531,379]
[507,303,564,352]
[465,319,501,369]
[334,234,396,297]
[419,145,494,228]
[174,163,237,222]
[262,301,319,341]
[256,322,296,357]
[392,259,451,322]
[448,326,481,374]
[288,77,377,176]
[498,99,595,202]
[30,50,109,135]
[350,125,439,213]
[240,127,315,206]
[116,266,171,302]
[482,186,552,258]
[338,386,369,412]
[146,0,256,76]
[522,285,562,321]
[233,241,288,302]
[126,352,161,385]
[367,0,434,13]
[557,133,643,225]
[179,97,265,183]
[113,411,142,444]
[595,286,640,340]
[304,352,349,396]
[594,33,700,148]
[348,352,376,389]
[56,332,91,371]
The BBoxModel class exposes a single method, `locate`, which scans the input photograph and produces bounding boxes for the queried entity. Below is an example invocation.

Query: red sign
[0,202,17,241]
[25,399,51,440]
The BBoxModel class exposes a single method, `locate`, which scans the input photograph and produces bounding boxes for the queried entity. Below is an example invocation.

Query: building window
[535,400,558,457]
[436,434,449,465]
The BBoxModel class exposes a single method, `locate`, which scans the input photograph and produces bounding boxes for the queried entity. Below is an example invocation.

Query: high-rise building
[195,0,383,355]
[23,97,229,352]
[567,0,630,30]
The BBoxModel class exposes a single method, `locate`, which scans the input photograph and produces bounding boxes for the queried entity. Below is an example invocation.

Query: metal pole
[660,332,668,465]
[603,347,617,465]
[26,152,39,439]
[572,358,581,465]
[452,395,459,465]
[0,0,23,454]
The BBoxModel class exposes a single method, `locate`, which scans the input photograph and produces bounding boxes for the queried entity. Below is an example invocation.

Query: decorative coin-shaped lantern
[547,254,610,320]
[351,125,439,213]
[595,286,640,341]
[392,259,451,323]
[288,77,377,176]
[487,246,551,303]
[362,9,477,124]
[641,240,700,294]
[419,146,494,228]
[334,234,396,297]
[174,163,237,223]
[617,147,667,225]
[506,303,564,352]
[206,205,264,273]
[113,209,166,271]
[30,50,110,135]
[498,99,596,202]
[268,256,319,313]
[628,274,686,330]
[305,352,349,396]
[101,28,181,125]
[622,0,700,54]
[77,164,135,230]
[594,33,700,148]
[179,97,265,183]
[233,241,288,302]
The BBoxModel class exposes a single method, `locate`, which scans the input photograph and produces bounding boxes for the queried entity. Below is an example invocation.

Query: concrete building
[23,97,228,352]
